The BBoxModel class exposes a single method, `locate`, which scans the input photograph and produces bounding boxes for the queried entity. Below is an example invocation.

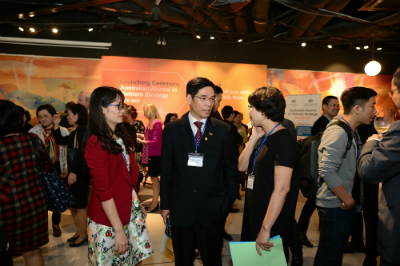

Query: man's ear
[186,94,193,105]
[353,105,362,115]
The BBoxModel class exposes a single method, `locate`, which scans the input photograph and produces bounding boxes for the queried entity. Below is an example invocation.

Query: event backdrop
[0,54,395,127]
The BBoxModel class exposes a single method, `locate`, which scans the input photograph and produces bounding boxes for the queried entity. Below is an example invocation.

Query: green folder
[229,238,287,266]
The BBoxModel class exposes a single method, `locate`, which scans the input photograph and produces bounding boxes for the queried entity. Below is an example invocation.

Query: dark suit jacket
[160,116,240,228]
[358,120,400,264]
[311,115,330,136]
[85,135,138,227]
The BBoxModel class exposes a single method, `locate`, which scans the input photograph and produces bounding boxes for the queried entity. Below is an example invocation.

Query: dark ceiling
[1,0,400,52]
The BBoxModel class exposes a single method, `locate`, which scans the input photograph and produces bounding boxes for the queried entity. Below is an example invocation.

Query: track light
[18,27,24,32]
[356,47,360,50]
[88,28,93,32]
[364,45,369,49]
[29,28,35,33]
[238,39,243,43]
[377,48,382,51]
[52,28,58,33]
[327,44,332,48]
[157,36,161,45]
[301,42,306,47]
[196,35,201,39]
[210,36,215,40]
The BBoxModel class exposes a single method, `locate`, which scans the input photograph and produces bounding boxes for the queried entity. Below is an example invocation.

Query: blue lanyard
[251,123,281,174]
[341,118,359,159]
[192,119,207,153]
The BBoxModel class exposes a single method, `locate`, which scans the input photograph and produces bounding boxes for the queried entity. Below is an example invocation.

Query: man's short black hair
[214,85,223,95]
[221,105,233,119]
[186,77,215,98]
[393,67,400,93]
[322,96,338,106]
[341,87,377,115]
[248,86,286,122]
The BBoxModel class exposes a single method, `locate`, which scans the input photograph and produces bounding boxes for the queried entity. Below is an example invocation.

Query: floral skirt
[88,190,154,266]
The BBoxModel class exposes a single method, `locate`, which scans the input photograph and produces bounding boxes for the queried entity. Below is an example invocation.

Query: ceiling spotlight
[365,60,381,76]
[364,45,369,49]
[88,28,93,32]
[162,40,166,45]
[52,28,58,33]
[356,47,360,50]
[157,38,161,45]
[18,27,24,32]
[377,47,382,51]
[301,42,306,47]
[29,28,35,33]
[210,36,215,40]
[29,13,35,18]
[238,39,243,43]
[327,44,332,48]
[196,35,201,39]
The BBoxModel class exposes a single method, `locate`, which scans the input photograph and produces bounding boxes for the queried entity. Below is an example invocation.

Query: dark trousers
[298,196,317,234]
[314,207,356,266]
[290,218,303,255]
[52,162,62,226]
[381,257,400,266]
[348,183,379,258]
[171,221,224,266]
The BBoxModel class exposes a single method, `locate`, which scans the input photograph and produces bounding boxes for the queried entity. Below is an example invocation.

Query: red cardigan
[85,135,138,227]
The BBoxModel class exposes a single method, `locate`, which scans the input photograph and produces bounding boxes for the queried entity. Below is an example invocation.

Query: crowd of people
[1,69,400,266]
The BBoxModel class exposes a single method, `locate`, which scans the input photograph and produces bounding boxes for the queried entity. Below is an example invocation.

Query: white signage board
[286,94,321,138]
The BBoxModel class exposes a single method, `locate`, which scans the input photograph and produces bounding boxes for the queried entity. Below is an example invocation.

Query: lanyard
[251,123,281,174]
[341,118,359,159]
[192,119,207,153]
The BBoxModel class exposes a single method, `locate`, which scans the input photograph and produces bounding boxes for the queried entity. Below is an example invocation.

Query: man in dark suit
[297,95,341,248]
[358,67,400,266]
[211,85,223,121]
[160,77,240,266]
[311,95,340,136]
[221,105,244,147]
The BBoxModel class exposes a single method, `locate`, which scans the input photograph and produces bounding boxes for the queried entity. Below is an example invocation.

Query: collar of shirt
[323,114,332,122]
[188,112,207,136]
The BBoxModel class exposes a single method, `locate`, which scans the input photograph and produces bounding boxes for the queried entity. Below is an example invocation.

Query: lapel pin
[205,137,208,141]
[209,132,213,136]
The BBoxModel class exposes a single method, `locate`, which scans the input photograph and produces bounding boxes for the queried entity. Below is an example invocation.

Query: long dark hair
[82,86,133,154]
[0,100,23,136]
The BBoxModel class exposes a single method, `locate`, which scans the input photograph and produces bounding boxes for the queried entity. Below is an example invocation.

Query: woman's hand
[136,138,146,144]
[250,126,265,142]
[137,133,144,140]
[68,172,77,185]
[53,114,61,129]
[60,169,68,178]
[141,205,147,219]
[114,229,129,254]
[255,227,274,256]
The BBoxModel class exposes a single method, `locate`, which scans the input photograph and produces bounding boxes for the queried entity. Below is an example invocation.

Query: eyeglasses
[109,103,127,110]
[388,89,396,97]
[248,105,254,110]
[327,103,341,108]
[195,96,216,103]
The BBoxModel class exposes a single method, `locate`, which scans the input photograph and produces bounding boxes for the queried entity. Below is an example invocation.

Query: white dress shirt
[188,112,207,136]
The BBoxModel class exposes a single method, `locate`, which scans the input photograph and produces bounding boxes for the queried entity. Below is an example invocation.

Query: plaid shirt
[0,133,51,253]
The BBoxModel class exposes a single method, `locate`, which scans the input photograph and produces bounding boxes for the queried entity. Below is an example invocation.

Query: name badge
[188,152,204,167]
[247,174,255,190]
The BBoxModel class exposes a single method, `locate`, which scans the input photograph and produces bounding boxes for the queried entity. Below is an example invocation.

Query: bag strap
[329,121,353,158]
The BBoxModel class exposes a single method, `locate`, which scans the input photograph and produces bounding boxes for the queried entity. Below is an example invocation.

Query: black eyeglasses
[195,96,216,103]
[108,103,128,110]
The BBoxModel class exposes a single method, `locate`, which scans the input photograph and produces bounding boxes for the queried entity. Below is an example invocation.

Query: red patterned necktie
[194,121,204,146]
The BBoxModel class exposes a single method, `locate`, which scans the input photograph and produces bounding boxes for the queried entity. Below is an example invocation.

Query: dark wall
[1,24,399,75]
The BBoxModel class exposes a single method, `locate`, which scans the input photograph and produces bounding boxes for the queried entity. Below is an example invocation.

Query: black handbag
[67,132,89,174]
[29,135,75,213]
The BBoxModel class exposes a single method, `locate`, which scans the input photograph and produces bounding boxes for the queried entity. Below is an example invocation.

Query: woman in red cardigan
[137,103,163,213]
[83,86,153,266]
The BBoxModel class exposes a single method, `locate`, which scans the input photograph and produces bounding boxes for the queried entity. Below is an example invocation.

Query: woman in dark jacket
[53,103,90,247]
[0,100,51,266]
